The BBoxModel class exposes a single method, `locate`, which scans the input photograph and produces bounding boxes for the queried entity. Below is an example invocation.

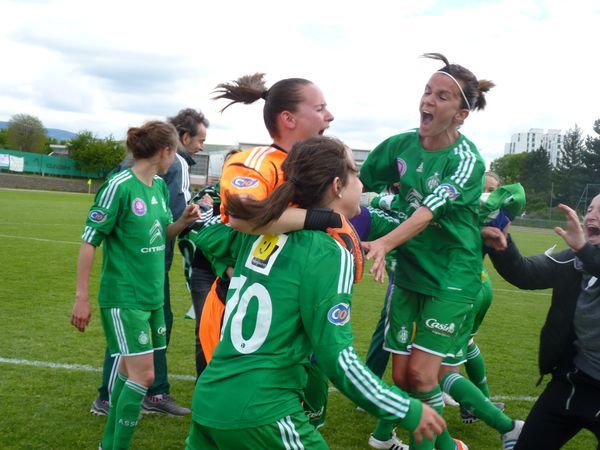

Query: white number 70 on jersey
[221,275,273,354]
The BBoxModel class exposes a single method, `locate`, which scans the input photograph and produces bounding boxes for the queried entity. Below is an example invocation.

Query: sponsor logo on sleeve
[88,210,107,223]
[232,176,259,189]
[439,183,460,200]
[327,303,350,326]
[132,198,147,216]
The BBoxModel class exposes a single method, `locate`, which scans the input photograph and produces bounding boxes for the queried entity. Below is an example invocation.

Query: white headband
[436,71,471,110]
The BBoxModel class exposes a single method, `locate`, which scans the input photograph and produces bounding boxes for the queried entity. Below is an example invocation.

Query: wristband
[304,208,342,230]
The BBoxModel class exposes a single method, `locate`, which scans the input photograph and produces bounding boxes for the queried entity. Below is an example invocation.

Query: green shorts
[443,277,491,366]
[100,307,167,357]
[384,285,473,359]
[185,411,329,450]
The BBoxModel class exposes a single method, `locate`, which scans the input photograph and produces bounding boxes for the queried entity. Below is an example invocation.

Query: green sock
[465,342,490,398]
[372,419,395,442]
[409,386,446,450]
[101,372,126,450]
[441,372,513,433]
[111,379,147,449]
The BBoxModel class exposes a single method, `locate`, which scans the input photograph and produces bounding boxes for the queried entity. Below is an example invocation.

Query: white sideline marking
[0,357,195,381]
[0,234,80,245]
[0,356,538,401]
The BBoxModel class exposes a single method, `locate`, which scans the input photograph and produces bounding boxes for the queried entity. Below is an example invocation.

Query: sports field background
[0,188,595,449]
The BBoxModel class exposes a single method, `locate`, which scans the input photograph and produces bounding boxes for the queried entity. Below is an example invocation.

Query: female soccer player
[197,73,339,428]
[185,136,445,450]
[70,121,199,449]
[358,53,494,450]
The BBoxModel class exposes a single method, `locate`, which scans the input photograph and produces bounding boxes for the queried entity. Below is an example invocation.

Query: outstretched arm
[363,206,433,282]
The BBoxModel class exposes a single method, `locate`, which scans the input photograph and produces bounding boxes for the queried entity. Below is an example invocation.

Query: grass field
[0,188,596,450]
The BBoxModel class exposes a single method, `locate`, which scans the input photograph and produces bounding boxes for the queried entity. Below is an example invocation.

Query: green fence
[0,148,103,178]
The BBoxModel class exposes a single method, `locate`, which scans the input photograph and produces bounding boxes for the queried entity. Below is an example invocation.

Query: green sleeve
[184,218,243,278]
[360,137,401,193]
[299,233,422,430]
[366,206,402,241]
[422,145,485,220]
[81,178,124,246]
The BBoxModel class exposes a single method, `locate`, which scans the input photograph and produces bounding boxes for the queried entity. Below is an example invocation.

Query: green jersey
[81,169,173,309]
[360,129,485,300]
[192,230,421,431]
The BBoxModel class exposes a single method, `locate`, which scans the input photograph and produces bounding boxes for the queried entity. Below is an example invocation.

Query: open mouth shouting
[585,223,600,242]
[421,110,434,126]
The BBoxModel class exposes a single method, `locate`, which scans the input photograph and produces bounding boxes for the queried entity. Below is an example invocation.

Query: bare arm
[167,204,200,240]
[228,207,307,235]
[363,206,433,282]
[71,243,96,332]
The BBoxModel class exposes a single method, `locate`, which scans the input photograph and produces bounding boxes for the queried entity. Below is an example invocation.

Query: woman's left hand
[362,239,388,283]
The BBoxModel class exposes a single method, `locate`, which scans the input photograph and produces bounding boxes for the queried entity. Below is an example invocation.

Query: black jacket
[489,236,600,376]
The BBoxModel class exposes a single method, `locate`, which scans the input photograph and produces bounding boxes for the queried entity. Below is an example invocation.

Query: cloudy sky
[1,0,598,164]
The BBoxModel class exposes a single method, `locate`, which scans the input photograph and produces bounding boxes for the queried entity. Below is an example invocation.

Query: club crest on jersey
[88,210,107,223]
[132,198,147,216]
[232,176,259,189]
[327,303,350,326]
[245,234,288,275]
[426,172,441,191]
[396,158,407,177]
[439,183,460,200]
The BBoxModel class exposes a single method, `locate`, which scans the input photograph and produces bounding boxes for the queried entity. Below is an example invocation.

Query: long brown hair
[422,53,495,111]
[226,136,355,229]
[213,73,313,138]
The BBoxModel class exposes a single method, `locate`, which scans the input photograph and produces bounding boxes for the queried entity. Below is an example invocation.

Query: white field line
[0,234,80,245]
[0,356,196,381]
[1,356,537,401]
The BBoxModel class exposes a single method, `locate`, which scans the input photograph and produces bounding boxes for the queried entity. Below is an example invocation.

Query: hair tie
[261,89,269,100]
[288,176,299,185]
[435,71,471,110]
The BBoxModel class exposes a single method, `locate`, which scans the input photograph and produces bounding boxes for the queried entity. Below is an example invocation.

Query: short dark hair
[167,108,209,141]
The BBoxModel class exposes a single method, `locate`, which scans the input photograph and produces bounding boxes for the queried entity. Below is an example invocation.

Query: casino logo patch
[132,198,147,216]
[88,210,107,223]
[327,303,350,326]
[232,176,259,189]
[396,158,408,177]
[439,183,460,200]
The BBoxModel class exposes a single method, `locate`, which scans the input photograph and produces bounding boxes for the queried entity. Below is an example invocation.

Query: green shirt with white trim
[360,129,485,301]
[192,230,421,431]
[81,169,173,309]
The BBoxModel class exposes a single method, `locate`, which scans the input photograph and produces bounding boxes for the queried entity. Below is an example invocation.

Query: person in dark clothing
[486,195,600,450]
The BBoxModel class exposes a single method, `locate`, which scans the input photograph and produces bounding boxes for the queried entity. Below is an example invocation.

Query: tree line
[0,113,125,176]
[491,120,600,217]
